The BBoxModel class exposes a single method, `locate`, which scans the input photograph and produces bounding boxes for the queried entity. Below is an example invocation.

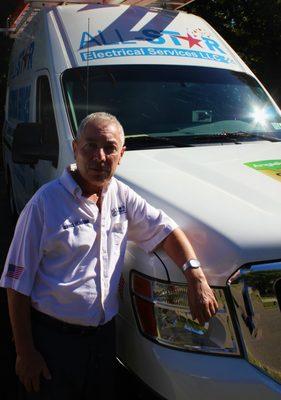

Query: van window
[62,66,281,149]
[36,76,59,165]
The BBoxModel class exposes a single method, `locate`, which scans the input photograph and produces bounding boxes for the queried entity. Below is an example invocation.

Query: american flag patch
[6,264,24,280]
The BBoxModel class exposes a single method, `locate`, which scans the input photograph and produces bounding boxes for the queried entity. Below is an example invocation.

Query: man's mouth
[89,166,109,173]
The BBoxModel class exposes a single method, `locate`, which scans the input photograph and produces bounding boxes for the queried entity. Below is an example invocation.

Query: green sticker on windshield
[245,159,281,182]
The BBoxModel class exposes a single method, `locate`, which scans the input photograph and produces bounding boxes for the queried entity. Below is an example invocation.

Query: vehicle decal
[10,42,34,79]
[9,85,31,122]
[77,5,233,65]
[80,46,231,63]
[78,6,179,48]
[245,160,281,182]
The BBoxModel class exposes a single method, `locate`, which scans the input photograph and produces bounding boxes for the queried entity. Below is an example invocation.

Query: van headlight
[131,271,240,355]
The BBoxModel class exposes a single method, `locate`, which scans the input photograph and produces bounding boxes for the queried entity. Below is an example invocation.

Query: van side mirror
[12,123,58,165]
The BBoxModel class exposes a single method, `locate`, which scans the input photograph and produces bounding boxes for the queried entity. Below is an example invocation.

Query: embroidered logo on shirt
[111,205,126,217]
[6,264,24,280]
[62,219,90,230]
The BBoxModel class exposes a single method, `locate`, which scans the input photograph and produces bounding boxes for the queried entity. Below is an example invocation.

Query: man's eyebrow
[84,138,118,144]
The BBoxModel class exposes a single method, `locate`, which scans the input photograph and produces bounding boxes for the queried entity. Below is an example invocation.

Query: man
[1,112,218,399]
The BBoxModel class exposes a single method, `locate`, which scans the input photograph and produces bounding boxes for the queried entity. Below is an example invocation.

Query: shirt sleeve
[126,186,178,253]
[0,197,44,295]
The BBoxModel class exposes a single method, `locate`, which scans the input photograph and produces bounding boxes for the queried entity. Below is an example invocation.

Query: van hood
[117,142,281,284]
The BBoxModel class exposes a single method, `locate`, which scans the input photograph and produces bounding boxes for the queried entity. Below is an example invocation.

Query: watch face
[182,259,201,272]
[189,259,201,268]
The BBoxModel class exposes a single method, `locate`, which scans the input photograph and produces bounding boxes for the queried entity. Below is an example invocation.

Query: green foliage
[188,0,281,105]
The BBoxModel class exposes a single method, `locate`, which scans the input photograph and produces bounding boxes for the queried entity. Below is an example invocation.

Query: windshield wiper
[125,135,193,150]
[125,131,281,149]
[183,131,281,144]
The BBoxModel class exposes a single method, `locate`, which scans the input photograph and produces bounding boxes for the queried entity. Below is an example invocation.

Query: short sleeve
[0,198,44,295]
[126,186,178,253]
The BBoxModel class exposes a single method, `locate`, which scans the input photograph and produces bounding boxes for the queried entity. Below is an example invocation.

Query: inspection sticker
[245,160,281,182]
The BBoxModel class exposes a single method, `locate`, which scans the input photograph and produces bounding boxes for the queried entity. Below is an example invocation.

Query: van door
[32,73,59,192]
[8,83,35,212]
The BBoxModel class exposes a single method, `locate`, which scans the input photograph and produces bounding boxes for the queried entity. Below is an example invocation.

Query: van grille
[229,262,281,384]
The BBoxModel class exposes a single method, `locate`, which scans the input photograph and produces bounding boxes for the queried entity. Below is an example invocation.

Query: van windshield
[62,65,281,148]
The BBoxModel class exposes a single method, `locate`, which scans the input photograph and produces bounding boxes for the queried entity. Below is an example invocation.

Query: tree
[189,0,281,106]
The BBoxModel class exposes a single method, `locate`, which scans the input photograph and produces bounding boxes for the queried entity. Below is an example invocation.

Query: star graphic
[176,33,202,48]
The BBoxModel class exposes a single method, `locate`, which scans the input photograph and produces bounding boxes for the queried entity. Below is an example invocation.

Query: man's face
[73,119,125,192]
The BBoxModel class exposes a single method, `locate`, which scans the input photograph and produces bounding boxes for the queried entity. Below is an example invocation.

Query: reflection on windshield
[62,65,281,148]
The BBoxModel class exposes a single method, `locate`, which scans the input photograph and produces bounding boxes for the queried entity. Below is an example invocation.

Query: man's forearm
[161,227,197,268]
[7,288,35,356]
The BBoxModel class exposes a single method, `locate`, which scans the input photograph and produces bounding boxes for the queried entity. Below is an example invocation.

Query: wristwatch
[181,259,201,272]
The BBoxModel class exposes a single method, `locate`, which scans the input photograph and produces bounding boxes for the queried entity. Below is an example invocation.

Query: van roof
[1,0,195,38]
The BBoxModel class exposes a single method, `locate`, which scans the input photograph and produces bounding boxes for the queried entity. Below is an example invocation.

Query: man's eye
[84,143,97,150]
[105,144,117,153]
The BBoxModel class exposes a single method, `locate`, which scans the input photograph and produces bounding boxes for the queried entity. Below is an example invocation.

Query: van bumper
[117,321,281,400]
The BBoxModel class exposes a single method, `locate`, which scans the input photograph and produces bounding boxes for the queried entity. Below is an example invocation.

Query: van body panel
[116,143,281,284]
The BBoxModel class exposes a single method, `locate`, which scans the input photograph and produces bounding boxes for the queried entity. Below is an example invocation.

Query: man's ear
[118,146,126,165]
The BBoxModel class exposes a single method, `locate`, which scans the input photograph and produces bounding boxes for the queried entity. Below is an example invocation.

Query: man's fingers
[209,300,218,316]
[188,285,219,324]
[31,375,40,392]
[42,364,52,380]
[15,352,51,393]
[23,378,33,393]
[193,302,215,324]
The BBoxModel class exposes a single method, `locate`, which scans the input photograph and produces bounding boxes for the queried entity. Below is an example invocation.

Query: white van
[2,1,281,399]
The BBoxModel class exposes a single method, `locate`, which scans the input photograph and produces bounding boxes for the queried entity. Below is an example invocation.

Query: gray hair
[76,112,125,146]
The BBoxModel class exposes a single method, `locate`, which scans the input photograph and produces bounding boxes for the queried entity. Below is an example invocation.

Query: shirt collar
[59,164,82,198]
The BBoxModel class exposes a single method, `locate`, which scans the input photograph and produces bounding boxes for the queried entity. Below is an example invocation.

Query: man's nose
[94,147,106,161]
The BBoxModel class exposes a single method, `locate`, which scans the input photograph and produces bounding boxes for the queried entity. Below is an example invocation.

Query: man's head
[73,112,126,194]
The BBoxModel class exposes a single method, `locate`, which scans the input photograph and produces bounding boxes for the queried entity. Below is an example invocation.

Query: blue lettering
[11,42,35,79]
[114,29,136,44]
[79,31,101,49]
[97,30,107,45]
[18,85,31,122]
[142,29,165,44]
[202,37,226,54]
[9,89,18,119]
[27,42,35,69]
[162,30,181,45]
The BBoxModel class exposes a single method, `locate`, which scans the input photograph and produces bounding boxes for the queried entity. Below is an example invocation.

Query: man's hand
[185,268,218,325]
[16,348,51,392]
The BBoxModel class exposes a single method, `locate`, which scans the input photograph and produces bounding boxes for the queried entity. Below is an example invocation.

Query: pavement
[0,170,158,400]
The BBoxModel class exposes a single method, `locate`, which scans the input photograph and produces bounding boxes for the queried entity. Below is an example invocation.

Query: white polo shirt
[1,166,178,326]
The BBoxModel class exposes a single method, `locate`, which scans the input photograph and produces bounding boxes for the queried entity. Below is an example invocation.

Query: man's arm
[161,228,218,325]
[7,288,51,392]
